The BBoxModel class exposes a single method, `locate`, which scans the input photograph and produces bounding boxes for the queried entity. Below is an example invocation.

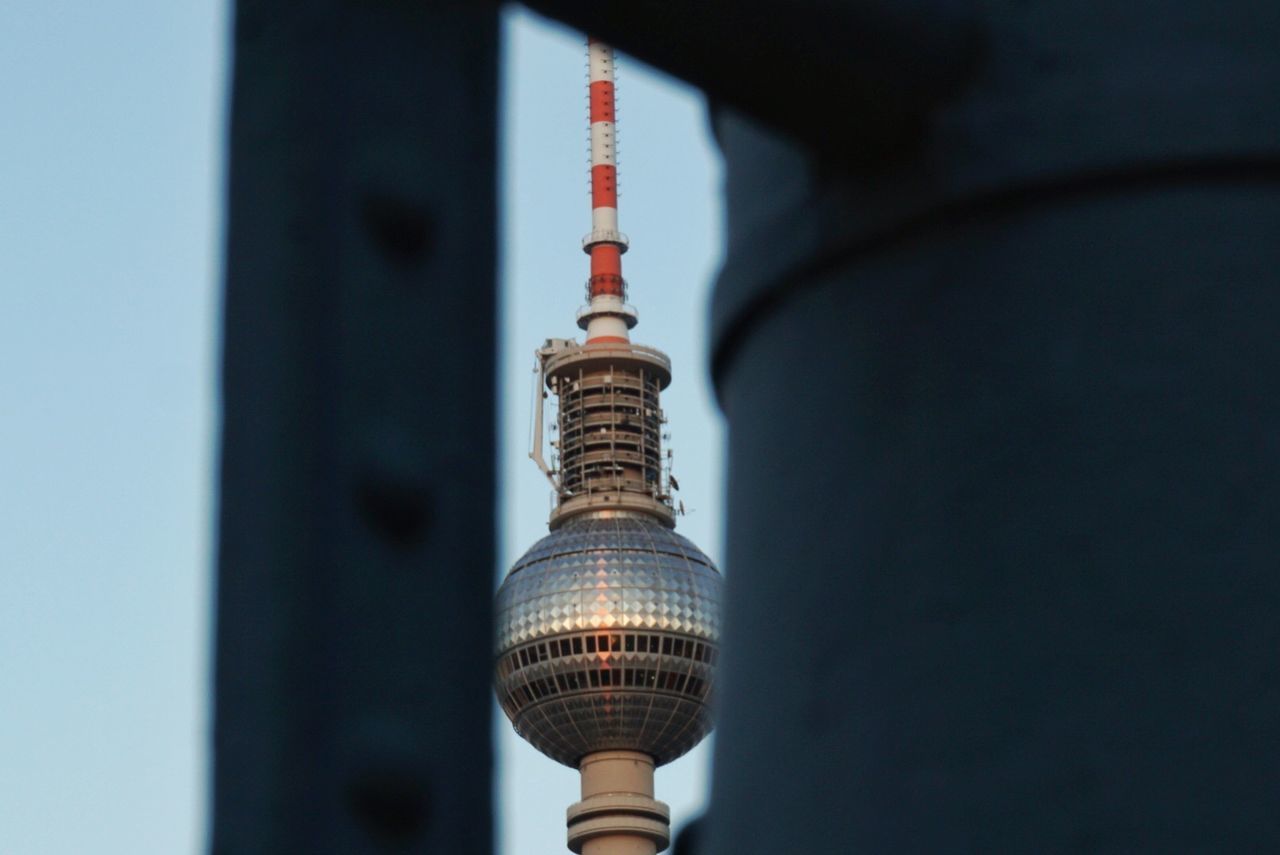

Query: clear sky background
[0,3,723,853]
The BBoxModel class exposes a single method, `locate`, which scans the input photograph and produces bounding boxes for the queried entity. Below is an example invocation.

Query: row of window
[560,387,656,403]
[559,392,660,411]
[561,399,656,415]
[560,422,660,441]
[558,477,661,496]
[504,666,710,713]
[559,470,655,486]
[574,434,660,451]
[550,366,660,390]
[560,396,659,413]
[562,422,659,436]
[561,402,659,419]
[563,442,658,461]
[502,632,718,676]
[555,376,660,394]
[571,448,652,467]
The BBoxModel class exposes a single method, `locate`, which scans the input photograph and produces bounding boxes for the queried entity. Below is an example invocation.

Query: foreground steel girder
[527,1,1280,850]
[710,186,1280,851]
[213,2,496,853]
[519,0,984,159]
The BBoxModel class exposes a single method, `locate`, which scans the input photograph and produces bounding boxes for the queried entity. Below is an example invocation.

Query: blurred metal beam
[519,0,984,158]
[709,183,1280,852]
[699,3,1280,852]
[213,2,496,852]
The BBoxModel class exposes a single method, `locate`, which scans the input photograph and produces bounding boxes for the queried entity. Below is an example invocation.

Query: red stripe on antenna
[591,245,621,276]
[582,39,630,317]
[591,165,617,208]
[589,82,615,123]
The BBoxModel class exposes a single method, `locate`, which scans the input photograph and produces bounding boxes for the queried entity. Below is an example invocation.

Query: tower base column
[567,751,670,854]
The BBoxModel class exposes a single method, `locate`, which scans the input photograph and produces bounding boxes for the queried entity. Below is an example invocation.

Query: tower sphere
[494,512,723,768]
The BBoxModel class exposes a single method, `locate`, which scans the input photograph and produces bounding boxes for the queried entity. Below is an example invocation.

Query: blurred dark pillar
[526,1,1280,851]
[710,183,1280,852]
[213,2,496,853]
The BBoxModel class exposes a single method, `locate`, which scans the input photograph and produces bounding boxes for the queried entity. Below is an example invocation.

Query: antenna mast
[578,38,637,344]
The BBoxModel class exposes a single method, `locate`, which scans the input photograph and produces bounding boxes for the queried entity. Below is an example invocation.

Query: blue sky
[0,3,723,853]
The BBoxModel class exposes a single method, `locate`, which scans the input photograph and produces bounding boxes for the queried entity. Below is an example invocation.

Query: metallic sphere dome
[494,512,723,767]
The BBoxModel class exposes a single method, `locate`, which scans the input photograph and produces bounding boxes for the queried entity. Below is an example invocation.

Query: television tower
[494,39,723,855]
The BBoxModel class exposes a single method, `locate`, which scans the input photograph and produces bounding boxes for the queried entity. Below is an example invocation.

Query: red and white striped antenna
[578,38,638,344]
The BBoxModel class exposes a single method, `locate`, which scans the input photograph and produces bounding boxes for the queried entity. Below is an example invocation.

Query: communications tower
[494,39,723,855]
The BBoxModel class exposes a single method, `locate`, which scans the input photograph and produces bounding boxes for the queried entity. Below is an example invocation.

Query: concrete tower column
[568,751,670,855]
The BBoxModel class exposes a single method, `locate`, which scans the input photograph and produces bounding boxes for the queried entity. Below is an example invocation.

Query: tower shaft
[568,751,670,855]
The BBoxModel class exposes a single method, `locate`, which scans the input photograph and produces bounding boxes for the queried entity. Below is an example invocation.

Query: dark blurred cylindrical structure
[709,186,1280,850]
[699,2,1280,851]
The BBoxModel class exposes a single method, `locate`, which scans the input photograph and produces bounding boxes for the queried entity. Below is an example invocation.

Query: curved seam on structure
[709,157,1280,393]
